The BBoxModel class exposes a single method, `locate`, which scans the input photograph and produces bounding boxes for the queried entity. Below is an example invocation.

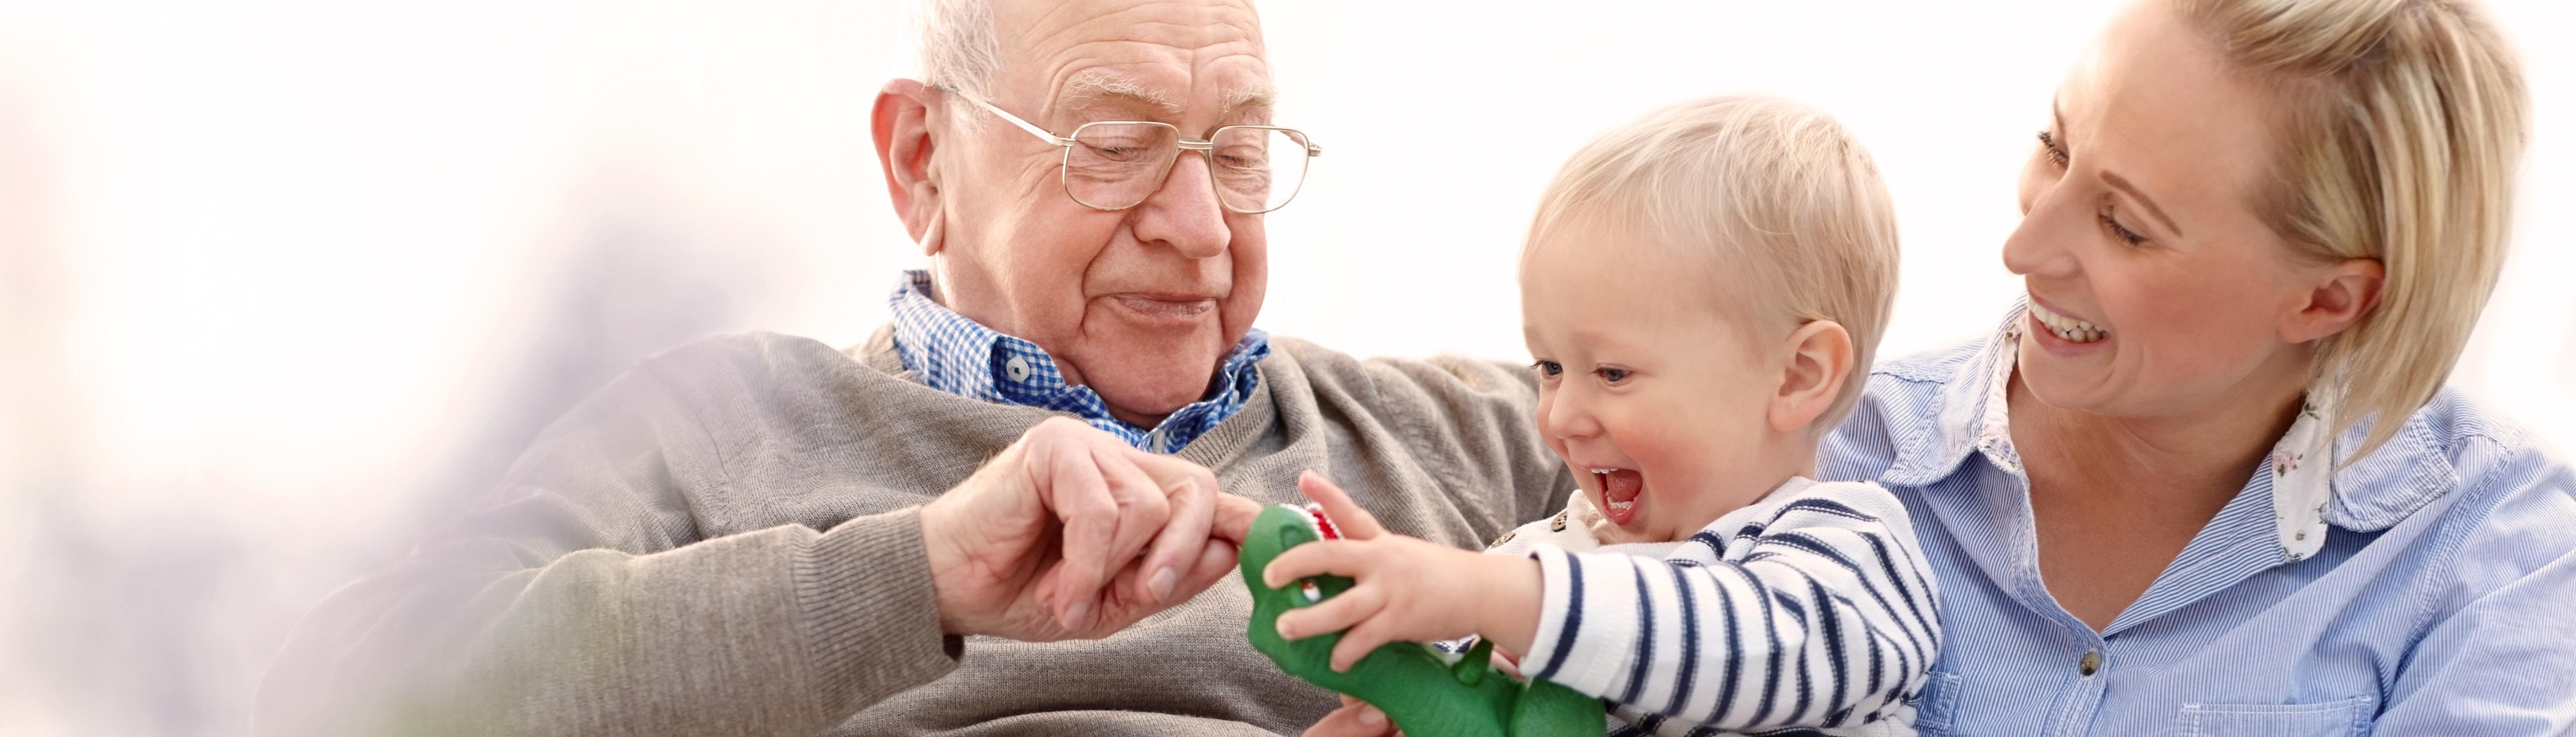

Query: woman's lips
[2026,294,2109,344]
[2026,309,2111,357]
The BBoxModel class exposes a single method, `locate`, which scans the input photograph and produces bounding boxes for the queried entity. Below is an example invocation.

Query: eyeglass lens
[1065,123,1311,213]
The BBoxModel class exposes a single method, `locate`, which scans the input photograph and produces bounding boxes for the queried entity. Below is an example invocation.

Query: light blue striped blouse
[1819,306,2576,736]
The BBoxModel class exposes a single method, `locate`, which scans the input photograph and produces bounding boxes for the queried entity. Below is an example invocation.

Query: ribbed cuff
[1520,544,1632,698]
[793,506,961,716]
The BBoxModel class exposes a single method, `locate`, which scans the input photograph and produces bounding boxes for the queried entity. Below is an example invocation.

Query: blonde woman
[1306,0,2559,734]
[1810,0,2564,733]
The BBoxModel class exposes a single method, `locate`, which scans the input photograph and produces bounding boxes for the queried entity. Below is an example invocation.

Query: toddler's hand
[1263,470,1532,672]
[1488,646,1523,679]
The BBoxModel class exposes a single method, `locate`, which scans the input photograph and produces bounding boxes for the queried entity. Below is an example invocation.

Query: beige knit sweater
[253,326,1574,736]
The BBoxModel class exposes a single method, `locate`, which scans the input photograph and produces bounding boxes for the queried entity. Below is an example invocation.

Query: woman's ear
[873,78,946,255]
[1769,320,1855,434]
[2282,257,2385,344]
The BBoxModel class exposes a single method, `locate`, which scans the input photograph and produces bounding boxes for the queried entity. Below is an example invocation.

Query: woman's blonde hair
[2171,0,2528,460]
[1523,95,1900,431]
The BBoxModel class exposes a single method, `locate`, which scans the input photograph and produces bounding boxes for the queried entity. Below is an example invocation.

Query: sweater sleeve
[250,351,960,737]
[1516,482,1940,732]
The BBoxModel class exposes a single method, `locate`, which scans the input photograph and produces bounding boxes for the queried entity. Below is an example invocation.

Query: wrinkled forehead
[990,0,1272,124]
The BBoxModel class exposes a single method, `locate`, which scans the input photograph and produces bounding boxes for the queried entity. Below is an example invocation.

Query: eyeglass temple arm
[933,84,1072,146]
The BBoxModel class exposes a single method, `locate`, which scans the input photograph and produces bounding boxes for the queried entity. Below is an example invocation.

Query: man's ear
[2282,257,2385,344]
[1768,320,1855,434]
[874,78,946,255]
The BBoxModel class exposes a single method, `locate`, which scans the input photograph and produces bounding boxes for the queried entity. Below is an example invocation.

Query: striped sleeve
[1517,481,1941,732]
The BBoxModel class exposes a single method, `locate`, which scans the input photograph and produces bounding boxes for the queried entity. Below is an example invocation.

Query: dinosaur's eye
[1299,580,1322,603]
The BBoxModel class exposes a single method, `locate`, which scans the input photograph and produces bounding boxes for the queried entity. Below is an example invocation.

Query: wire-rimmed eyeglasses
[935,85,1321,214]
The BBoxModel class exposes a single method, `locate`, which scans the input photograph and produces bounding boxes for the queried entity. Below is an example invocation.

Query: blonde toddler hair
[1524,95,1901,431]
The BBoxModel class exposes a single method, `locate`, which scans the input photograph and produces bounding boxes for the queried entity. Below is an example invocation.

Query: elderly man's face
[930,0,1271,427]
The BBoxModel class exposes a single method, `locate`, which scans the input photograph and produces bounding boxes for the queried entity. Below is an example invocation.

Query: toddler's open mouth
[1590,468,1644,525]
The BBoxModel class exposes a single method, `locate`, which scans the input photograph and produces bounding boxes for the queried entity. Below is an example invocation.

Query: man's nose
[1128,151,1231,259]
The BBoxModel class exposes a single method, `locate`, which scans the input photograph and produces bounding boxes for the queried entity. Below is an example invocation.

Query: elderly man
[253,0,1569,734]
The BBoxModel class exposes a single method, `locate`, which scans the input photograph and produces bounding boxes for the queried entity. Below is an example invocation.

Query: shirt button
[1005,357,1033,382]
[2078,649,2101,676]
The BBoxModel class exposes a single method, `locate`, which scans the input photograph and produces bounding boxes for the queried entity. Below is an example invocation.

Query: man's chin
[1078,355,1231,423]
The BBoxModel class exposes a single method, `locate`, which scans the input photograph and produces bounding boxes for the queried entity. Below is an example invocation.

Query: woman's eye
[2037,130,2070,167]
[1596,367,1631,384]
[2100,211,2146,247]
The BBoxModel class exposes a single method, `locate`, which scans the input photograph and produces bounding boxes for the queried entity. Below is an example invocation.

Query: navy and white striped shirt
[1819,304,2576,735]
[885,270,1269,453]
[1493,478,1941,736]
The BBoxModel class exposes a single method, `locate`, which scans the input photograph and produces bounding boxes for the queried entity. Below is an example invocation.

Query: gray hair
[909,0,1000,119]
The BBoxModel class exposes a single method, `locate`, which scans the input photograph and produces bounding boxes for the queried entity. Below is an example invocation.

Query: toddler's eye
[1596,367,1631,384]
[1531,360,1563,378]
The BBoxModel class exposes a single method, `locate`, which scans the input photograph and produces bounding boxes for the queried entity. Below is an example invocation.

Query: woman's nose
[2000,189,2085,279]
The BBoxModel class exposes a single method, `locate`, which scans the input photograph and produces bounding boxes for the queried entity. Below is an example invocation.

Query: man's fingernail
[1062,602,1090,629]
[1359,706,1385,727]
[1149,567,1178,601]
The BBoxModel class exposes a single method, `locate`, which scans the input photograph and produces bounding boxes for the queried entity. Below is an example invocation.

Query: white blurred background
[0,1,2567,734]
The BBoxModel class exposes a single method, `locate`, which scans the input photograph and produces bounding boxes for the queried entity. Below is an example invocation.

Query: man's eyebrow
[1059,73,1181,115]
[1220,85,1276,120]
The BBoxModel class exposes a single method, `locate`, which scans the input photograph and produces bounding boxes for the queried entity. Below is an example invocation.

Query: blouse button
[1005,356,1034,382]
[2078,649,2101,676]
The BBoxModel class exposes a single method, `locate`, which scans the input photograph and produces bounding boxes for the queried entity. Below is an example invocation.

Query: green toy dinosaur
[1241,503,1605,736]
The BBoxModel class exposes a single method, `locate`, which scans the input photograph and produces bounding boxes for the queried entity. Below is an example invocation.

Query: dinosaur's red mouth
[1304,503,1342,540]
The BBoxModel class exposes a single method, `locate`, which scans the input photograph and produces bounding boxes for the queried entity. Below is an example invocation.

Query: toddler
[1266,96,1936,736]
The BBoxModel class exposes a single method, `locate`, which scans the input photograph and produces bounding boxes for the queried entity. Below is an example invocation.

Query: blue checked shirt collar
[887,270,1270,453]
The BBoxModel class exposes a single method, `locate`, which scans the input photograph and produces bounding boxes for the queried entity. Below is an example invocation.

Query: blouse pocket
[2178,695,2373,737]
[1910,670,1965,735]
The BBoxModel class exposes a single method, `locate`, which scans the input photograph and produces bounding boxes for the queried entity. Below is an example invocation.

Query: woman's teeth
[2029,300,2108,343]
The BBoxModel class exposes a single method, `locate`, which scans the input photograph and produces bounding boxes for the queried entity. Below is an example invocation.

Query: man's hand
[918,417,1263,640]
[1302,695,1400,737]
[1261,471,1544,672]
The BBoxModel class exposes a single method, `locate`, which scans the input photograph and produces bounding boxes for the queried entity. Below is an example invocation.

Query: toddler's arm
[1516,482,1940,732]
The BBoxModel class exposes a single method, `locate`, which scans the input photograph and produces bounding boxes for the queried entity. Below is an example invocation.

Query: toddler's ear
[1769,320,1854,434]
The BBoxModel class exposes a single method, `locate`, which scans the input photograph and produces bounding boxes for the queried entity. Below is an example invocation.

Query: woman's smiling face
[2003,1,2346,421]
